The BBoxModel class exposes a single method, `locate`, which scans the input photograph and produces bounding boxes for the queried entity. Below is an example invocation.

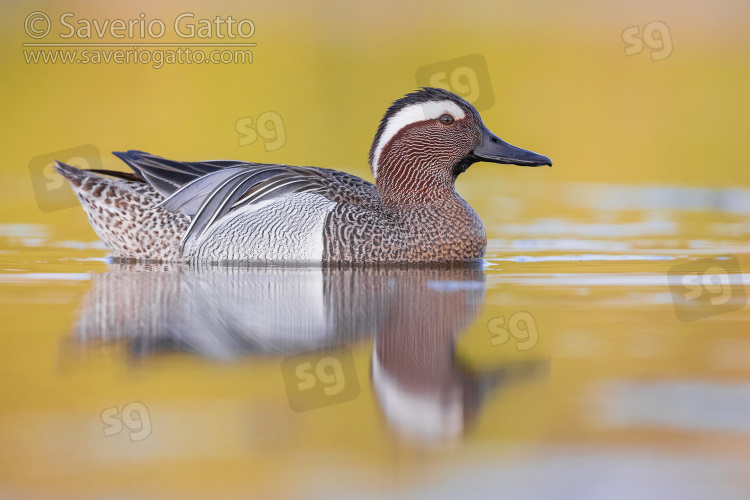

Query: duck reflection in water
[70,262,544,445]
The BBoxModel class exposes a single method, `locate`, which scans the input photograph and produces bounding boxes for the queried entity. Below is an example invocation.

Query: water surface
[1,181,748,499]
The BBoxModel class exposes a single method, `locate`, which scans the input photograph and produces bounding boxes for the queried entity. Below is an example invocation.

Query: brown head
[368,88,551,206]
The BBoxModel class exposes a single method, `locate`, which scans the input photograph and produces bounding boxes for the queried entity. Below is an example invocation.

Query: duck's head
[369,87,551,206]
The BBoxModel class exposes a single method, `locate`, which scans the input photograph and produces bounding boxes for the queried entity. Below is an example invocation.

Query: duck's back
[56,151,385,263]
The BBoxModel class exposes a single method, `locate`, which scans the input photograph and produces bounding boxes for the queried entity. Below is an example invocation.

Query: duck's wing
[113,150,261,197]
[112,150,378,250]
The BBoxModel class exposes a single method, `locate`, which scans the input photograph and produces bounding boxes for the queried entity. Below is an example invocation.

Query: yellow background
[1,1,749,498]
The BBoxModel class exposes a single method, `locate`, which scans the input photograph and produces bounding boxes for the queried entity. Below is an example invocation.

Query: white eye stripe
[372,100,466,179]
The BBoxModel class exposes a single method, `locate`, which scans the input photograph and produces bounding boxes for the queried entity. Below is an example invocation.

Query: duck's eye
[438,114,455,125]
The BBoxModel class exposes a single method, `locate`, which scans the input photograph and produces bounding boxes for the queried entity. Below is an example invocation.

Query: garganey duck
[56,88,551,263]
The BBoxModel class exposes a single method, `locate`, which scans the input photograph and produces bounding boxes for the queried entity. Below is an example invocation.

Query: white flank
[372,100,466,178]
[187,192,336,263]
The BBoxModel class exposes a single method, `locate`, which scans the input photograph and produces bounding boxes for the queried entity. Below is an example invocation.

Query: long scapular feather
[178,169,260,250]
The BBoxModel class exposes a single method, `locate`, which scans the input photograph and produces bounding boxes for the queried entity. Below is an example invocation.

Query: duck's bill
[472,127,552,167]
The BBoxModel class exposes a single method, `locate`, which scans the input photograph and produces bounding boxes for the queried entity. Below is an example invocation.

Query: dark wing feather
[85,169,144,182]
[157,167,258,216]
[113,150,262,197]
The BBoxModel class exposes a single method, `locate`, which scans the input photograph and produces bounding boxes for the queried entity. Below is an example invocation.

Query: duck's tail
[55,161,189,261]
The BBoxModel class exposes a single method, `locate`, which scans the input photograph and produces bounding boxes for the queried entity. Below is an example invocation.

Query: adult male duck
[55,88,551,263]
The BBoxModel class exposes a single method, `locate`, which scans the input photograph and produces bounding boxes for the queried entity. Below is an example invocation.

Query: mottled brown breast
[322,195,486,263]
